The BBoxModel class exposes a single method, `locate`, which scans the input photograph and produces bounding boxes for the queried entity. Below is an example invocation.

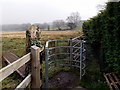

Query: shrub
[82,2,120,74]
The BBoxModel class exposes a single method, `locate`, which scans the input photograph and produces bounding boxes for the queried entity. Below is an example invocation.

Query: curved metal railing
[45,37,86,87]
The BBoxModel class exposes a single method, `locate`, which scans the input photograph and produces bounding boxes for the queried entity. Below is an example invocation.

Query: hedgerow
[83,2,120,74]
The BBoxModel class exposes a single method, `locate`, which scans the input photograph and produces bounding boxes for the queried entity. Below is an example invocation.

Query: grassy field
[2,30,81,38]
[2,30,81,57]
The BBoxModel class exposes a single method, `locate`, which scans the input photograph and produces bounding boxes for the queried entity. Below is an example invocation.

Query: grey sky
[0,0,108,24]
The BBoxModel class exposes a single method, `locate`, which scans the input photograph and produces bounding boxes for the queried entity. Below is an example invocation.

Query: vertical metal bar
[55,41,57,67]
[80,40,83,80]
[82,41,86,76]
[45,48,49,88]
[70,38,73,66]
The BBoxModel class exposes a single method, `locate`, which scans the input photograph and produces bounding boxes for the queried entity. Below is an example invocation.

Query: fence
[45,37,86,87]
[0,46,42,89]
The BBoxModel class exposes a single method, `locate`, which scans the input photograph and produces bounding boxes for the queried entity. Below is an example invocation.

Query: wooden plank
[15,74,31,89]
[0,53,31,82]
[108,74,119,89]
[108,74,115,83]
[3,52,25,78]
[106,72,112,75]
[104,74,113,89]
[3,52,19,62]
[40,80,42,87]
[111,82,120,85]
[39,46,44,53]
[39,46,44,70]
[31,46,41,88]
[112,73,120,84]
[104,73,120,90]
[39,47,43,86]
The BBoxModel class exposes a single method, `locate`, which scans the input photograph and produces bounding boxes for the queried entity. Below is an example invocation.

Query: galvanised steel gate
[45,37,86,87]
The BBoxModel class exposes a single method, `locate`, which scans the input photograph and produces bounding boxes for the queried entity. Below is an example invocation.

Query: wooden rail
[104,72,120,90]
[0,45,42,89]
[15,74,31,89]
[3,52,25,78]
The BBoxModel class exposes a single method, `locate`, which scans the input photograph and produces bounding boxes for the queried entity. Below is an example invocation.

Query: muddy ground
[42,71,86,89]
[48,71,78,88]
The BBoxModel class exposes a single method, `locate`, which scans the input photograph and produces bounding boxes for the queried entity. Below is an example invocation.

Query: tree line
[1,24,31,31]
[35,12,82,30]
[1,12,82,31]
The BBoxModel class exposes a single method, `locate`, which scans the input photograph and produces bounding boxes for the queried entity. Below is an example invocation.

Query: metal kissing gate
[45,37,86,87]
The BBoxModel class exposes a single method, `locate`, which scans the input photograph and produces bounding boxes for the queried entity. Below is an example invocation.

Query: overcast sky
[0,0,108,24]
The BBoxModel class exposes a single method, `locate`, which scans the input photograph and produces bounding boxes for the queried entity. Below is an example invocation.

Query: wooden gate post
[31,46,41,88]
[25,25,42,76]
[26,25,42,53]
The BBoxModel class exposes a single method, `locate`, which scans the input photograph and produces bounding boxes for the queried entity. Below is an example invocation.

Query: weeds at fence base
[79,59,109,89]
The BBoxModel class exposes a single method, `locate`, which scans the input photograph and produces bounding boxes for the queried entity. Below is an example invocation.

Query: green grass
[2,38,26,57]
[2,72,22,89]
[79,59,109,90]
[75,26,82,30]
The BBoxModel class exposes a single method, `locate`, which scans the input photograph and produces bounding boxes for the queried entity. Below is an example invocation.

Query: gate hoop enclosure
[45,38,86,87]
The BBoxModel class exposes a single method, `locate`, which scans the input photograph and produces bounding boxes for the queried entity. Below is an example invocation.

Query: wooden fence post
[25,25,42,76]
[26,25,42,53]
[31,46,41,88]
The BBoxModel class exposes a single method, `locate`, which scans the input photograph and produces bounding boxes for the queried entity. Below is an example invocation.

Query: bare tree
[53,20,65,30]
[66,12,81,29]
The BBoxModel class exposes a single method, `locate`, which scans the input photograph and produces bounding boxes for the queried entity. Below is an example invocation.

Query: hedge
[83,2,120,74]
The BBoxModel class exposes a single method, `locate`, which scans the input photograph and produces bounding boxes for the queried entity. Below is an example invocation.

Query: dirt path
[48,71,78,88]
[42,71,87,89]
